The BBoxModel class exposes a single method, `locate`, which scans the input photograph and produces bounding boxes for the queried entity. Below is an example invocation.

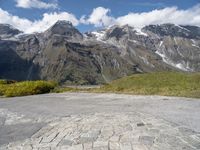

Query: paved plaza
[0,93,200,149]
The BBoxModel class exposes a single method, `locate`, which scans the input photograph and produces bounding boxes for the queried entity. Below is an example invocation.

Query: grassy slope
[93,72,200,98]
[1,72,200,98]
[0,80,57,97]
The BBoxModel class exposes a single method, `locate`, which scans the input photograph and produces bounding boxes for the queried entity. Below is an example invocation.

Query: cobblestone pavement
[0,93,200,150]
[0,108,200,150]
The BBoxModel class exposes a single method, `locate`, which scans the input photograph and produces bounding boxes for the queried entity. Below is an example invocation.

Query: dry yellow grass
[93,72,200,98]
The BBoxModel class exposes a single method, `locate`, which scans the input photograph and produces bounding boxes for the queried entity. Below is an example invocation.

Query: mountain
[0,24,22,39]
[0,21,200,84]
[44,21,83,41]
[88,24,200,72]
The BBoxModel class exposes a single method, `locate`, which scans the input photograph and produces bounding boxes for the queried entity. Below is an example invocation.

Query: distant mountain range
[0,21,200,84]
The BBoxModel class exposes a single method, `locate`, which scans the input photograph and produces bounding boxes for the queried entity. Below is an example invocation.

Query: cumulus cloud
[81,7,115,27]
[1,4,200,34]
[83,4,200,28]
[0,8,32,31]
[0,8,79,33]
[15,0,57,9]
[116,5,200,28]
[27,12,79,33]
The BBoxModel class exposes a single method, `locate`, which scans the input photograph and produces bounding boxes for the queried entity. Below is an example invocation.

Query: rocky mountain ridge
[88,23,200,71]
[0,21,200,84]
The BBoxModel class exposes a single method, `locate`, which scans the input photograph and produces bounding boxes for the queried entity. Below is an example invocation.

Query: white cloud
[0,8,32,31]
[0,8,79,33]
[116,5,200,28]
[0,4,200,34]
[83,4,200,28]
[15,0,57,9]
[27,12,79,33]
[81,7,115,27]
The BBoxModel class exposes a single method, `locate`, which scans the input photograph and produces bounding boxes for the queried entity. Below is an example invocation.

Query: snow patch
[191,39,200,48]
[3,24,18,30]
[176,25,190,32]
[0,36,18,41]
[159,41,163,48]
[177,48,184,57]
[155,50,193,71]
[83,34,88,38]
[175,63,188,71]
[139,56,155,67]
[174,38,178,45]
[139,56,149,65]
[129,39,138,43]
[134,28,148,36]
[155,51,165,59]
[91,30,106,41]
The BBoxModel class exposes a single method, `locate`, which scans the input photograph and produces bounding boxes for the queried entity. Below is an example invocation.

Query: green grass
[1,72,200,98]
[0,79,16,85]
[0,80,57,97]
[52,87,82,93]
[93,72,200,98]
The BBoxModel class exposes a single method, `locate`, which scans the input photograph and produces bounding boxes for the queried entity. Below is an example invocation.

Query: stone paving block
[120,142,132,150]
[147,128,160,135]
[41,131,59,143]
[83,142,93,149]
[38,147,51,150]
[67,144,83,150]
[51,145,70,150]
[182,136,200,149]
[21,145,33,150]
[93,141,108,148]
[139,135,155,146]
[109,141,120,150]
[93,147,108,150]
[1,112,200,150]
[109,136,119,142]
[59,139,73,146]
[178,126,196,135]
[132,144,148,150]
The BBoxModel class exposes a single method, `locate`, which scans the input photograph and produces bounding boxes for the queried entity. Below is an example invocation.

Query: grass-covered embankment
[93,72,200,98]
[0,80,57,97]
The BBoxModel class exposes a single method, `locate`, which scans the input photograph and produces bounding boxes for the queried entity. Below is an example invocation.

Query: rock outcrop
[0,21,200,84]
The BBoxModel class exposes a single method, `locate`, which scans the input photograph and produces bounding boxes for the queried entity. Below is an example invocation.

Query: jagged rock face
[44,21,83,41]
[0,40,39,80]
[89,25,173,72]
[142,24,200,71]
[89,24,200,72]
[38,42,134,84]
[143,24,200,39]
[0,24,22,39]
[0,21,136,84]
[0,21,200,84]
[154,37,200,71]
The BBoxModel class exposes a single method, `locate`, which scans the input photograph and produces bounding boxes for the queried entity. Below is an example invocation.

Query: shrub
[0,85,6,96]
[0,79,16,85]
[0,80,7,85]
[1,80,57,97]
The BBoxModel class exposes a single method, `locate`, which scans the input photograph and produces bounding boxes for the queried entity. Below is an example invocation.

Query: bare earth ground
[0,92,200,150]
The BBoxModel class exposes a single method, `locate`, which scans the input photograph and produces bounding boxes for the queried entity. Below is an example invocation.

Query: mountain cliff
[0,21,200,84]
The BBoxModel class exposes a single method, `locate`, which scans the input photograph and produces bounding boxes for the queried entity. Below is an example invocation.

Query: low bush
[0,79,16,85]
[0,80,57,97]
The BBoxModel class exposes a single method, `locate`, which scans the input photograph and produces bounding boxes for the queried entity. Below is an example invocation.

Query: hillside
[95,72,200,98]
[0,21,200,84]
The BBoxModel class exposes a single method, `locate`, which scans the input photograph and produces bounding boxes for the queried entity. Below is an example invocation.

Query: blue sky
[0,0,200,33]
